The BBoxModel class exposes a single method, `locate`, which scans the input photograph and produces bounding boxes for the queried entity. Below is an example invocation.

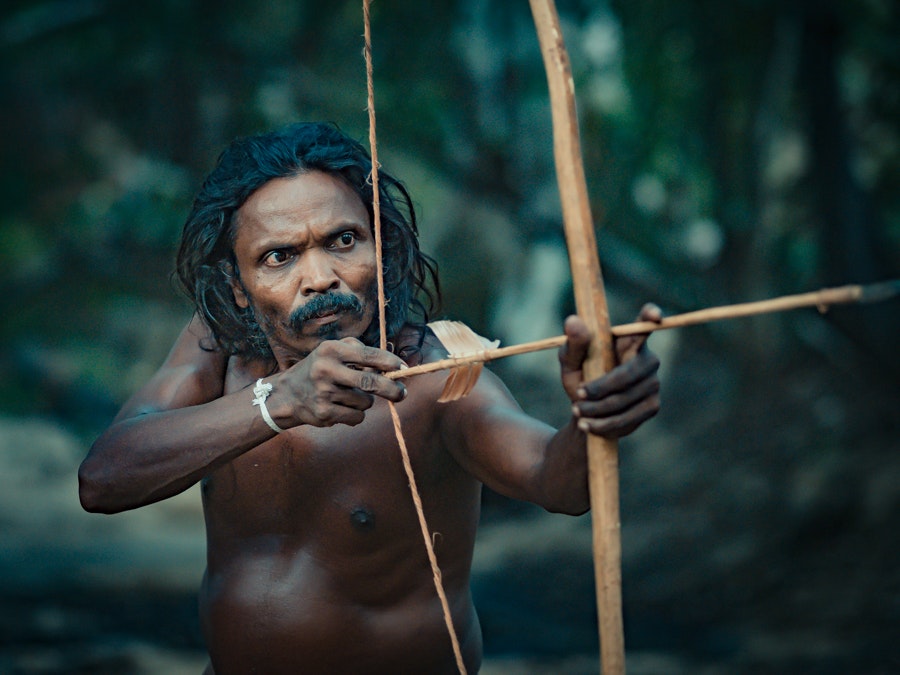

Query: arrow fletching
[428,320,501,402]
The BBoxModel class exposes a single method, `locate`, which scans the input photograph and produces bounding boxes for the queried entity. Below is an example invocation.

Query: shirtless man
[79,122,661,674]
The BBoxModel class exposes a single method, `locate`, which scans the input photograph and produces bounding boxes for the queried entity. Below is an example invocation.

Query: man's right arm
[79,315,408,514]
[78,315,269,513]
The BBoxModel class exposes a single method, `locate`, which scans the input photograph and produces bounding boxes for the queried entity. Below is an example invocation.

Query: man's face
[230,171,378,362]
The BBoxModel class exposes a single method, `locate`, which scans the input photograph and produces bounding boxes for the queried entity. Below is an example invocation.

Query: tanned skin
[80,171,661,674]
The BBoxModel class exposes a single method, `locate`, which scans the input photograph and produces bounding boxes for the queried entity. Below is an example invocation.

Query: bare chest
[203,392,474,545]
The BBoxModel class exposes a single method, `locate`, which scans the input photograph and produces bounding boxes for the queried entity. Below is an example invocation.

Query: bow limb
[528,1,625,673]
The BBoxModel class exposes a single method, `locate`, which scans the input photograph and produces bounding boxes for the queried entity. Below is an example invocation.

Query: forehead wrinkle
[240,188,367,237]
[247,172,365,217]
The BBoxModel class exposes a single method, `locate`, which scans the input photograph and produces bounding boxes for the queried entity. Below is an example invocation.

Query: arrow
[386,281,900,382]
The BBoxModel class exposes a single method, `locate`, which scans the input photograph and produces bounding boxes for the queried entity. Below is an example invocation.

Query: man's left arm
[439,305,661,515]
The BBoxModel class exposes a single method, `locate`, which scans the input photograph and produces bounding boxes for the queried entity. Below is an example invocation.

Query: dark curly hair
[176,122,440,360]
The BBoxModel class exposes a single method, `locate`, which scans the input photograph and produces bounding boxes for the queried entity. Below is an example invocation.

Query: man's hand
[274,338,408,428]
[559,304,662,438]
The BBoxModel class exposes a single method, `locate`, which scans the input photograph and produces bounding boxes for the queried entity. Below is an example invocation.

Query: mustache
[288,293,364,330]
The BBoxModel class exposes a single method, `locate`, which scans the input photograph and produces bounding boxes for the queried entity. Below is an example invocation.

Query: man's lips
[305,309,340,325]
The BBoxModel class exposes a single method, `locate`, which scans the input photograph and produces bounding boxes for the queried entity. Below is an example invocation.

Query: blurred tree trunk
[799,0,896,366]
[744,8,803,367]
[801,0,876,285]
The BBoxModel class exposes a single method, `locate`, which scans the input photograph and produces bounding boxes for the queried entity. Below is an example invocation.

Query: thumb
[559,315,591,400]
[615,302,662,363]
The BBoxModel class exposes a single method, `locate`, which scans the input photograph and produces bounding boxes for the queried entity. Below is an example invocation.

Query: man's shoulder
[393,323,441,367]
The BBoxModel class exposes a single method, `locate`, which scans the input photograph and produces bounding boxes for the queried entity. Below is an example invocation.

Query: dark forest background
[1,0,898,673]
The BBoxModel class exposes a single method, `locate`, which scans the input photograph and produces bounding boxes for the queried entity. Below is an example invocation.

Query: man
[79,122,661,673]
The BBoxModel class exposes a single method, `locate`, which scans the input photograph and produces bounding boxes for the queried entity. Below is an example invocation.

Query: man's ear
[222,261,249,308]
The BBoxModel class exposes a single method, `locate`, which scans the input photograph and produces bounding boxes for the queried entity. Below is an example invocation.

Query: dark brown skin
[79,172,661,674]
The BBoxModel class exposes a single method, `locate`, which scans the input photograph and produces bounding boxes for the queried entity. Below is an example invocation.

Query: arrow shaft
[388,281,897,381]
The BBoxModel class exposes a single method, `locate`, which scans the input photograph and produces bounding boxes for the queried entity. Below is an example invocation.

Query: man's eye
[263,250,292,266]
[332,232,356,249]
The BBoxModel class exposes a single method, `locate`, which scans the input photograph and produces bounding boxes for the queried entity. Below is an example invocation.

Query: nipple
[350,507,375,532]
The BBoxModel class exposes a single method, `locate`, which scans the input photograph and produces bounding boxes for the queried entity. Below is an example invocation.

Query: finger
[615,303,662,364]
[334,338,407,373]
[577,350,660,400]
[315,341,408,402]
[575,396,660,438]
[310,378,405,426]
[638,302,663,323]
[329,385,377,411]
[299,384,370,427]
[573,373,660,419]
[346,368,408,403]
[307,402,367,427]
[315,362,407,404]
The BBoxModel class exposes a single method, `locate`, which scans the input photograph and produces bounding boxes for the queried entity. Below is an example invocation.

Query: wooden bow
[528,1,626,672]
[366,2,626,671]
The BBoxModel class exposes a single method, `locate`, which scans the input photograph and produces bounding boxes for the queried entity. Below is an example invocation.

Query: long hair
[176,122,440,360]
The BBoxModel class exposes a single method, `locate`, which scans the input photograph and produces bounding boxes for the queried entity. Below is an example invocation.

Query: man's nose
[300,250,340,295]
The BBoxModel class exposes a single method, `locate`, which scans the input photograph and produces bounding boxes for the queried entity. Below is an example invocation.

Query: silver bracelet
[252,378,285,434]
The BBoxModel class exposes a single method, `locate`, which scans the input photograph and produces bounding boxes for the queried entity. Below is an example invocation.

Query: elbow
[539,466,591,515]
[544,497,590,517]
[78,461,107,513]
[531,457,591,516]
[535,477,591,516]
[553,503,590,517]
[78,454,123,514]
